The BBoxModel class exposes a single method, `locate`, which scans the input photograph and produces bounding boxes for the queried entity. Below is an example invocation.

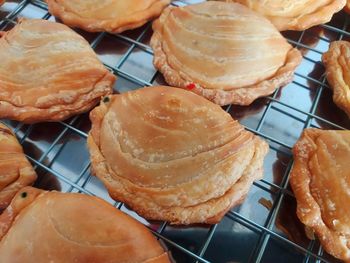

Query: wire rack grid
[0,0,349,262]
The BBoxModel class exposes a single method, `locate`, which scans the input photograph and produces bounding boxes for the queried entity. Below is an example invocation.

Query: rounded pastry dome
[151,1,302,105]
[88,86,269,224]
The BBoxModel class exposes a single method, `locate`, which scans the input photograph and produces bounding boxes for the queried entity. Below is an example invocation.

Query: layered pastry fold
[46,0,171,33]
[151,1,302,106]
[0,187,171,263]
[0,19,115,123]
[87,86,269,224]
[290,129,350,261]
[219,0,346,31]
[0,123,37,211]
[322,40,350,118]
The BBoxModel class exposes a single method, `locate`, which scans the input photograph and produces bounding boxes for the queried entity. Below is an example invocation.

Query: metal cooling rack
[0,1,349,262]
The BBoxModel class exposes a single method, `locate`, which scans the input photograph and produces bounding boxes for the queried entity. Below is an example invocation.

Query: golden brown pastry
[0,187,171,263]
[218,0,346,31]
[87,86,269,225]
[0,19,116,123]
[45,0,171,33]
[322,41,350,118]
[290,129,350,261]
[0,123,37,211]
[150,2,302,106]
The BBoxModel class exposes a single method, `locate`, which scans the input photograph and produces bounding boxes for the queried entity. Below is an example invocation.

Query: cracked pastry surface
[0,19,116,123]
[0,187,170,263]
[219,0,346,31]
[0,123,37,212]
[290,129,350,261]
[150,1,302,106]
[45,0,171,33]
[322,41,350,118]
[87,86,269,225]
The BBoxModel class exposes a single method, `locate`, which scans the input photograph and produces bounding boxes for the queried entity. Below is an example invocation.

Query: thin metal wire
[0,1,348,262]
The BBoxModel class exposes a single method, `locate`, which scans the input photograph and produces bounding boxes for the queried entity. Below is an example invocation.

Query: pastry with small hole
[0,187,171,263]
[0,19,115,123]
[0,123,37,211]
[87,86,269,225]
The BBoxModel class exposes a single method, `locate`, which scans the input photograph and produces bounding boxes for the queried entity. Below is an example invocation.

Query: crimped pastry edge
[221,0,346,31]
[290,128,350,261]
[150,5,302,106]
[0,73,114,123]
[0,123,37,211]
[87,89,269,225]
[45,0,171,33]
[88,131,268,225]
[322,40,350,118]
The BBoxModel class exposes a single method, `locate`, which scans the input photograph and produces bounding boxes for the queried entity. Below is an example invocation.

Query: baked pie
[87,86,269,225]
[150,1,302,106]
[0,187,171,262]
[219,0,346,31]
[45,0,171,33]
[290,129,350,261]
[0,19,116,123]
[0,123,37,211]
[322,41,350,118]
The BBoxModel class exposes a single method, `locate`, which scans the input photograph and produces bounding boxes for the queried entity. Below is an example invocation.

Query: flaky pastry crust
[87,86,269,224]
[0,123,37,211]
[322,41,350,118]
[0,19,116,123]
[290,129,350,261]
[46,0,171,33]
[150,2,302,106]
[0,187,170,263]
[220,0,346,31]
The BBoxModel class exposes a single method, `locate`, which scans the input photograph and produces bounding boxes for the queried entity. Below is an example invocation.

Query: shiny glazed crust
[0,123,37,211]
[0,187,171,263]
[150,2,302,106]
[290,129,350,261]
[222,0,346,31]
[87,86,269,224]
[0,19,116,123]
[322,41,350,118]
[45,0,171,33]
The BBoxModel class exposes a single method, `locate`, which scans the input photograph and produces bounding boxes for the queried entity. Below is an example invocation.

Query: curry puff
[46,0,171,33]
[151,1,302,106]
[0,123,37,211]
[220,0,346,31]
[0,187,171,263]
[0,19,115,123]
[87,86,269,225]
[322,41,350,118]
[290,129,350,261]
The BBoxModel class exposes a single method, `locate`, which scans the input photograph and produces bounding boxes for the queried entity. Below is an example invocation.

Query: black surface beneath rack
[0,1,349,263]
